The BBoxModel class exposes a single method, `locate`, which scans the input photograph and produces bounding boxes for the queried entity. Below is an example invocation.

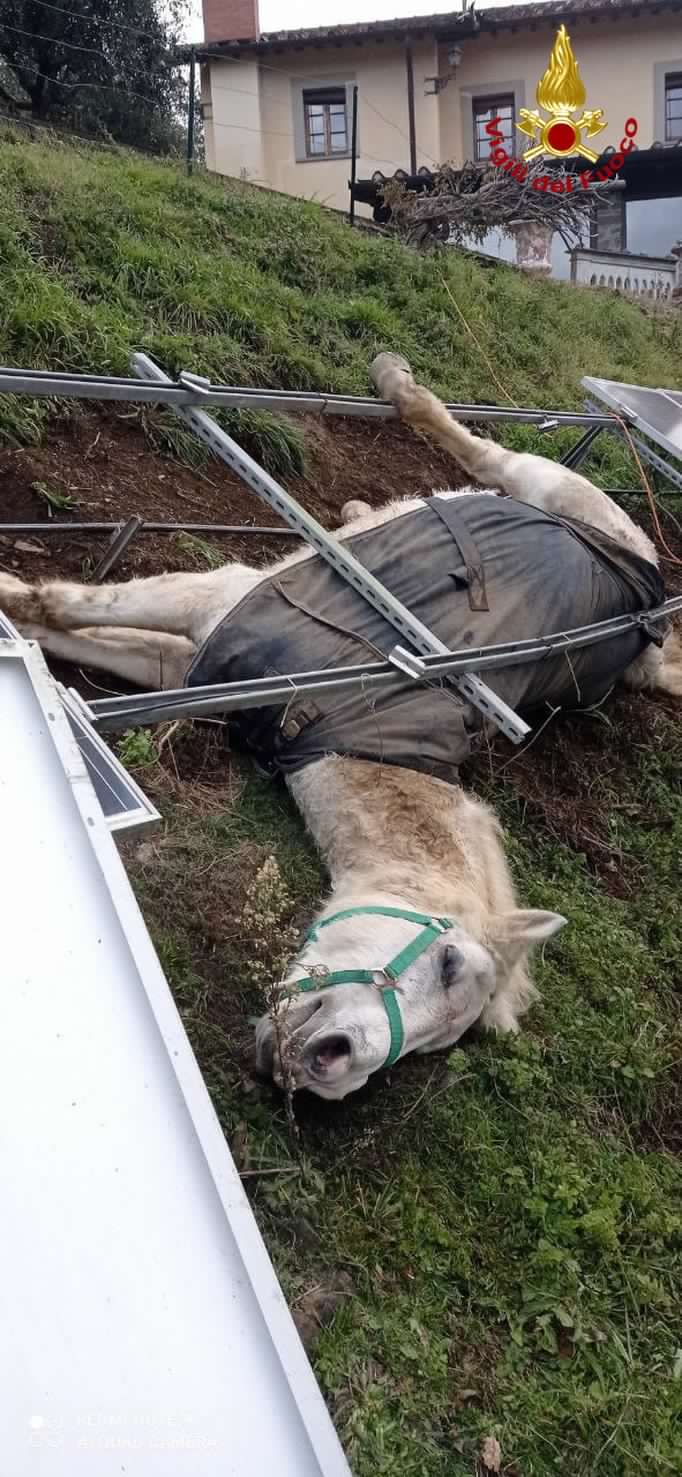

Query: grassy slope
[0,127,680,465]
[2,132,681,1477]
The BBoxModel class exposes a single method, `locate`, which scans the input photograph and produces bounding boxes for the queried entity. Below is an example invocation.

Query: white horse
[1,354,679,1099]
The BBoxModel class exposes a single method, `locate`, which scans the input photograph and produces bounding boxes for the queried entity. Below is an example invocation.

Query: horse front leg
[370,352,657,564]
[21,623,195,689]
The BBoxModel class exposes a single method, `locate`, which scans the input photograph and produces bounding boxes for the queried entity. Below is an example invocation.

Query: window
[472,94,515,160]
[303,88,348,158]
[665,73,682,141]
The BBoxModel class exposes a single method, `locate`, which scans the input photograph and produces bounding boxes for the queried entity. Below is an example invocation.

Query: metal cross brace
[92,515,143,581]
[131,352,529,744]
[559,424,603,471]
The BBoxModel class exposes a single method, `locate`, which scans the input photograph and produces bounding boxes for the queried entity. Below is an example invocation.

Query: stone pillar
[590,195,626,252]
[511,221,553,276]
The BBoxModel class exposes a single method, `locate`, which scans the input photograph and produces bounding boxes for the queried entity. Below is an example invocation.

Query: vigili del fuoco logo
[485,25,638,192]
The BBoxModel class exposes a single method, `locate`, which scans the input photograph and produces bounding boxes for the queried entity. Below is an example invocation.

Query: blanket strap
[429,496,490,612]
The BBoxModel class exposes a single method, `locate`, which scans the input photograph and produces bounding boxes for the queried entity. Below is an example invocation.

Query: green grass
[31,478,78,512]
[126,709,682,1477]
[0,127,680,482]
[3,128,681,1475]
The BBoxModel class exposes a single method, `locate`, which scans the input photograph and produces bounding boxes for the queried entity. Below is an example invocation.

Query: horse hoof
[342,500,372,523]
[370,352,415,398]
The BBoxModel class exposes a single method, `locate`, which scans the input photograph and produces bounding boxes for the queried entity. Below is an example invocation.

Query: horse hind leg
[0,566,233,644]
[623,628,682,698]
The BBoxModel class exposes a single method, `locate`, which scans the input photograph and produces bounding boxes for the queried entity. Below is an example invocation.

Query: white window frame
[471,92,517,162]
[459,78,526,164]
[291,75,356,163]
[654,60,682,143]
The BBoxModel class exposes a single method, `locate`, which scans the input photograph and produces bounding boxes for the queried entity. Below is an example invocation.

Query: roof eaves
[184,0,681,61]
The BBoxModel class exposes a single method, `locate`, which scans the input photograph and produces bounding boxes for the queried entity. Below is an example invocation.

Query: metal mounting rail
[132,352,529,744]
[584,398,682,494]
[87,594,682,732]
[627,434,682,494]
[0,519,299,536]
[0,361,618,429]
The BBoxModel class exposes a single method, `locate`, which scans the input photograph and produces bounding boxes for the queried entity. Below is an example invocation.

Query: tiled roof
[189,0,680,55]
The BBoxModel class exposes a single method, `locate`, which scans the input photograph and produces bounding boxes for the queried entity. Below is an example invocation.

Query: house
[191,0,682,284]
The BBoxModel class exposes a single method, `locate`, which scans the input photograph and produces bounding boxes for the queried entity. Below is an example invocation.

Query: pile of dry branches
[381,160,617,250]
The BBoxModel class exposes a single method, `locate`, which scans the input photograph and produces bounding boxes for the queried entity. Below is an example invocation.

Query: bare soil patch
[0,406,466,584]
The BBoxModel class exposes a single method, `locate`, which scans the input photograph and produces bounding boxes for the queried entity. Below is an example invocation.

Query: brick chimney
[202,0,260,43]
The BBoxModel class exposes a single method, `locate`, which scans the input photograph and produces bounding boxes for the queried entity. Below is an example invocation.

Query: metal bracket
[131,354,530,744]
[65,684,96,721]
[560,424,602,470]
[0,362,619,428]
[388,645,427,678]
[178,370,212,395]
[92,514,143,581]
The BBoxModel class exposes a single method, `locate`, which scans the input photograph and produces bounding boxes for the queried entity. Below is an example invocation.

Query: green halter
[293,907,455,1069]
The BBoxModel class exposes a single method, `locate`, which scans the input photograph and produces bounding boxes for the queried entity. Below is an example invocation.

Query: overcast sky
[183,0,659,41]
[182,0,533,40]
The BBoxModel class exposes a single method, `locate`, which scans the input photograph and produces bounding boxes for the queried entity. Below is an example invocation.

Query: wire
[612,416,682,566]
[0,105,174,156]
[208,113,392,164]
[6,0,176,45]
[0,20,108,60]
[0,100,394,165]
[205,51,441,169]
[9,64,166,109]
[360,93,440,169]
[2,10,439,174]
[0,109,111,156]
[438,274,520,408]
[0,19,437,175]
[205,74,428,169]
[209,116,292,139]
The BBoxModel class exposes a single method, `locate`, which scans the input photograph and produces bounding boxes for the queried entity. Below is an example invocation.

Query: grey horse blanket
[186,494,665,782]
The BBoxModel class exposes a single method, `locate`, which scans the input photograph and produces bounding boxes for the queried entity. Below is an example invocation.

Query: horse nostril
[306,1031,353,1079]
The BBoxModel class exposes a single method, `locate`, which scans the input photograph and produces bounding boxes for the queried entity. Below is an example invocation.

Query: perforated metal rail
[131,353,530,744]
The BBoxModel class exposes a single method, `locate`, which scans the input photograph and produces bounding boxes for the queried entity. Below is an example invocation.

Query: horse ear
[491,910,567,968]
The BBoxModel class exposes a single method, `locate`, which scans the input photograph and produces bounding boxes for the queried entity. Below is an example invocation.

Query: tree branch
[381,160,615,251]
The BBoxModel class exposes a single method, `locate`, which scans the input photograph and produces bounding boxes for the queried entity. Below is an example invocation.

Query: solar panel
[581,378,682,464]
[0,610,159,835]
[60,686,160,836]
[0,616,351,1477]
